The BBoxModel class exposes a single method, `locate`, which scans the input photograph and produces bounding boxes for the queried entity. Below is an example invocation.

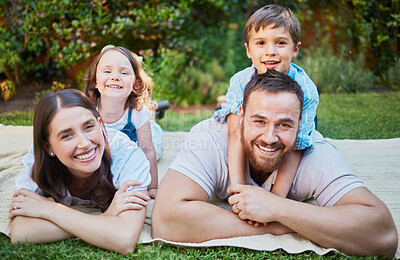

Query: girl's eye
[256,41,265,45]
[104,70,111,73]
[121,71,129,75]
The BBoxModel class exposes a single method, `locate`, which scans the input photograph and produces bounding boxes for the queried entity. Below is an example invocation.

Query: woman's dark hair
[33,89,116,212]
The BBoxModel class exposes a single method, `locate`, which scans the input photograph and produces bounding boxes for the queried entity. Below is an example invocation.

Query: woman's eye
[61,134,72,140]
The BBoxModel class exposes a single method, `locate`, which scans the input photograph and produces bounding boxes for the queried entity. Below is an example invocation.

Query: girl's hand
[102,180,150,216]
[9,189,56,219]
[148,188,157,199]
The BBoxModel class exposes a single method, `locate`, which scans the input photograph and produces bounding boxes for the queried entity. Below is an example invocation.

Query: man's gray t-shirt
[170,119,365,207]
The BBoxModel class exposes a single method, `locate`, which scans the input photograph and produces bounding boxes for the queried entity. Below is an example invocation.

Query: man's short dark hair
[242,70,304,115]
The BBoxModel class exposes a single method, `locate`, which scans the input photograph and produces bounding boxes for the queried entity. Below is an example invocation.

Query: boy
[213,4,319,211]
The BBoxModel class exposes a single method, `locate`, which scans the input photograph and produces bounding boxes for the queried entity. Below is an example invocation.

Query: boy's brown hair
[243,4,301,47]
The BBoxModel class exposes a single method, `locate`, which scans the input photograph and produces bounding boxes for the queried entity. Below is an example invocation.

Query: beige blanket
[1,125,399,257]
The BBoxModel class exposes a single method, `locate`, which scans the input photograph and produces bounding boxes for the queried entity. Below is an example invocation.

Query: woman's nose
[77,136,91,149]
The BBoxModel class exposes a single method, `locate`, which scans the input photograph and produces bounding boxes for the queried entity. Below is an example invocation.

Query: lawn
[0,92,399,259]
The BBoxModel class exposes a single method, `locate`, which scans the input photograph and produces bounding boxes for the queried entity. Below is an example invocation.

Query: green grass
[317,92,400,139]
[157,108,214,132]
[0,233,374,259]
[0,92,399,258]
[0,111,33,126]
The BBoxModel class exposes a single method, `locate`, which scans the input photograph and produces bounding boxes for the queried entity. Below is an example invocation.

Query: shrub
[0,80,17,102]
[145,48,229,106]
[296,47,376,93]
[380,58,400,91]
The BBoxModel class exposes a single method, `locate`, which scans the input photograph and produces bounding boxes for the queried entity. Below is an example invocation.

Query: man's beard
[241,124,293,185]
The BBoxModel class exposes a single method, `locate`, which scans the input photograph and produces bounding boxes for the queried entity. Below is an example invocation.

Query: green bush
[296,47,376,93]
[146,48,228,107]
[380,58,400,91]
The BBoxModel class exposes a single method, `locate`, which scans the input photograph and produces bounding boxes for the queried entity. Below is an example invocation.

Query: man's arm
[151,170,292,243]
[228,185,398,258]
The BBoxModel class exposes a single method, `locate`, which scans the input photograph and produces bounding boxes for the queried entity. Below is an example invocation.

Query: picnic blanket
[0,124,399,257]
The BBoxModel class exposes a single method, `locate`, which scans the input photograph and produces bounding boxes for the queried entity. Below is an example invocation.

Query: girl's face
[47,106,105,180]
[95,50,136,102]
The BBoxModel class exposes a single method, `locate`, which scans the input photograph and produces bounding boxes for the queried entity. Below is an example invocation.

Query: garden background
[0,0,400,258]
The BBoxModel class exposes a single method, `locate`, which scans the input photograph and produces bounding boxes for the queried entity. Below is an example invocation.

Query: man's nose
[261,125,279,144]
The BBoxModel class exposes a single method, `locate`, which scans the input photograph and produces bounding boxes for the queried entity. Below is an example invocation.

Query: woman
[9,89,151,254]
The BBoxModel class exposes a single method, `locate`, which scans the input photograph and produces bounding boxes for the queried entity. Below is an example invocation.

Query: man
[152,70,398,258]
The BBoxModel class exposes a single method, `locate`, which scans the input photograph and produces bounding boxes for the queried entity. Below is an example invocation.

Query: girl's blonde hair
[84,45,154,110]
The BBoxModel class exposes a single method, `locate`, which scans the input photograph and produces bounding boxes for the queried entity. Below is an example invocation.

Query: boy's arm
[291,64,319,150]
[213,68,252,123]
[271,150,301,197]
[227,113,246,185]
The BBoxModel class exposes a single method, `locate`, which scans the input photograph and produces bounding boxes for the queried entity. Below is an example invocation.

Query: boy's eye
[256,41,265,46]
[277,40,287,45]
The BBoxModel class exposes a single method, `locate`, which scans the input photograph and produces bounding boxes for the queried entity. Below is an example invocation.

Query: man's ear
[239,105,245,124]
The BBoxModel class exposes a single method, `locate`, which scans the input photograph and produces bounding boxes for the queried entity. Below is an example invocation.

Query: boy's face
[245,24,301,75]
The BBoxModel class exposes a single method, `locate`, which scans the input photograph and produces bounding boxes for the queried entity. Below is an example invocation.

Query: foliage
[145,48,229,107]
[0,80,16,102]
[380,57,400,91]
[342,0,400,76]
[34,80,70,103]
[296,44,376,93]
[0,0,243,87]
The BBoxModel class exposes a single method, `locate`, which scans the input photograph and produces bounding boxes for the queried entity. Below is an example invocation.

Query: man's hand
[227,184,284,224]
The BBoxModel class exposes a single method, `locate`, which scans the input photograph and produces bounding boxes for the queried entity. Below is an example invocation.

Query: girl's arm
[227,113,246,185]
[271,150,301,197]
[136,120,158,199]
[10,186,148,255]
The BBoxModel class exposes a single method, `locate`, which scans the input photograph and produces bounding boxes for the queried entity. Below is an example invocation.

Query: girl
[9,89,150,254]
[84,46,161,199]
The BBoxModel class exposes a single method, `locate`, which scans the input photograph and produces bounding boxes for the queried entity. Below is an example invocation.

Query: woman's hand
[9,189,56,220]
[148,188,157,199]
[102,180,150,217]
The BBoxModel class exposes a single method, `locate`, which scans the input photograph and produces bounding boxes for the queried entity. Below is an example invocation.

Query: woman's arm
[10,188,148,255]
[227,113,246,185]
[136,120,158,198]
